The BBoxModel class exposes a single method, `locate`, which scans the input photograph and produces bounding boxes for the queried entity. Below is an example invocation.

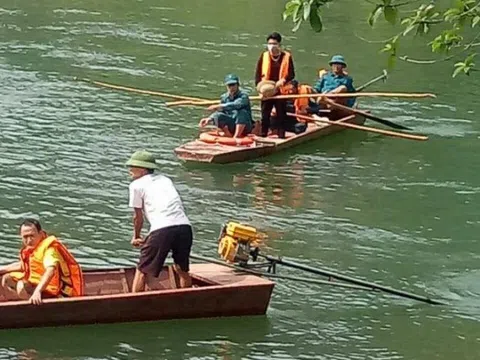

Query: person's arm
[346,76,355,92]
[221,93,250,111]
[132,208,144,240]
[128,183,144,244]
[255,54,263,86]
[29,247,63,305]
[29,266,56,305]
[0,262,22,276]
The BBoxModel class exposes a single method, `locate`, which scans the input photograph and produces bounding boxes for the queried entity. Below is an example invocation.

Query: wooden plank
[174,113,366,164]
[119,269,129,293]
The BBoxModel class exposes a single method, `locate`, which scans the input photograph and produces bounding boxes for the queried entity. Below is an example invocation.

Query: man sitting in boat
[199,74,253,138]
[0,218,83,305]
[314,55,356,108]
[125,150,193,291]
[270,80,317,135]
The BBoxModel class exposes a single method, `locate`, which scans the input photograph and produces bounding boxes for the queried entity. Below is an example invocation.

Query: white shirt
[128,174,190,233]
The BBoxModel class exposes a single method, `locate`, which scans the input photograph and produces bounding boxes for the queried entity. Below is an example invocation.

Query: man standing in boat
[314,55,355,108]
[255,32,295,138]
[199,74,253,138]
[0,218,83,304]
[125,150,193,291]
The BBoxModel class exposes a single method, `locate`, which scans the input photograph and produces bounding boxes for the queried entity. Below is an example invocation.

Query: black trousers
[261,99,287,138]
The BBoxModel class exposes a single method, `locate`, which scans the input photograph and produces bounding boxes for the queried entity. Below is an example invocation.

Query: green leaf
[293,2,304,22]
[283,0,301,20]
[383,0,391,5]
[309,7,323,32]
[292,18,303,32]
[444,8,461,23]
[368,5,384,27]
[384,6,397,25]
[402,24,416,36]
[464,53,476,65]
[452,65,464,78]
[472,15,480,28]
[387,54,396,71]
[303,1,311,21]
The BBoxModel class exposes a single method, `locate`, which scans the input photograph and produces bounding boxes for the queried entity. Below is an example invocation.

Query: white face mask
[267,44,278,52]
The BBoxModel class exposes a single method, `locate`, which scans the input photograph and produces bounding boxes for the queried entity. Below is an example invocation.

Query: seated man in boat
[125,150,193,292]
[270,80,317,135]
[314,55,356,108]
[0,218,83,305]
[198,74,253,138]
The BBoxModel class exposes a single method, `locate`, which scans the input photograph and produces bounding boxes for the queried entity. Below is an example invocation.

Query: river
[0,0,479,359]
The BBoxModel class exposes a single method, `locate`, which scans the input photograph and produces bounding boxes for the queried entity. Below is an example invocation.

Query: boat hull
[174,113,366,164]
[0,263,274,330]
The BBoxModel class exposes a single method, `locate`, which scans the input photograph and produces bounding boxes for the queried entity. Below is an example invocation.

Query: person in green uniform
[199,74,253,138]
[314,55,356,107]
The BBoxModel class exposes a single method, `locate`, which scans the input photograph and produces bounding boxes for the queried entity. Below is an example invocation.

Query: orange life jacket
[294,85,315,119]
[261,51,292,95]
[20,235,84,297]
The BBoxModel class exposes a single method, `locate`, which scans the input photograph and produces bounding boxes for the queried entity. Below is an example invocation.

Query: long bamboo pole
[76,78,208,102]
[165,91,436,107]
[291,113,428,141]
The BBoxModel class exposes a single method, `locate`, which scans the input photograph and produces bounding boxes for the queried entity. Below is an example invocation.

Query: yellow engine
[218,221,262,265]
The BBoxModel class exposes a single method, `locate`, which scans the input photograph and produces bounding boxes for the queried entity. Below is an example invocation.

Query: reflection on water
[233,161,307,210]
[0,317,273,360]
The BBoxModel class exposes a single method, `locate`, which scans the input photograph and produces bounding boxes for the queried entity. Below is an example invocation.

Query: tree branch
[398,54,456,64]
[354,32,399,44]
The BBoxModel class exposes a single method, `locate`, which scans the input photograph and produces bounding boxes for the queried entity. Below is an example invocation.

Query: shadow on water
[0,316,272,360]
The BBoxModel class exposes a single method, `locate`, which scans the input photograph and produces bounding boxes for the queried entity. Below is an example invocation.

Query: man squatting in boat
[198,74,254,139]
[0,218,83,305]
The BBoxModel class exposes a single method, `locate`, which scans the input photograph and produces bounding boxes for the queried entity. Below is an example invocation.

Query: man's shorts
[137,224,193,277]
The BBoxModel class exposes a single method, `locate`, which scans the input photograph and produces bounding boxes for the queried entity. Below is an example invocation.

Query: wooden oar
[75,78,208,102]
[165,91,436,107]
[320,97,411,131]
[289,113,428,141]
[258,253,446,305]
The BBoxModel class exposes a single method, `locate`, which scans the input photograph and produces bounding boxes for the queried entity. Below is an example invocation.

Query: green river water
[0,0,479,359]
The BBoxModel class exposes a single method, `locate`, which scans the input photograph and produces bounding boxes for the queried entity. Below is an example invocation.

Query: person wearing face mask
[314,55,356,108]
[199,74,253,138]
[255,32,295,139]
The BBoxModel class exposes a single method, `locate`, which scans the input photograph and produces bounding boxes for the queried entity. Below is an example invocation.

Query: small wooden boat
[0,263,274,330]
[174,113,366,164]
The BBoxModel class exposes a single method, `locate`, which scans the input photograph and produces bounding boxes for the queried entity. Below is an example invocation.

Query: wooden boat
[0,263,274,330]
[174,112,366,164]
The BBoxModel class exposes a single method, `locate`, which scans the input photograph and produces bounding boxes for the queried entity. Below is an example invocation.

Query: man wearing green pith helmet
[125,150,193,291]
[314,55,356,108]
[198,74,253,138]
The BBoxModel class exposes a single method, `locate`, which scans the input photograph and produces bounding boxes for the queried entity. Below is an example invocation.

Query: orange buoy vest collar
[294,85,314,116]
[20,235,84,297]
[261,51,291,85]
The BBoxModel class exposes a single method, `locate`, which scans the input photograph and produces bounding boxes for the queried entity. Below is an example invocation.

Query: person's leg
[274,100,288,138]
[211,112,236,135]
[260,100,275,137]
[0,274,21,300]
[171,225,193,288]
[232,109,253,136]
[133,229,172,293]
[16,280,35,300]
